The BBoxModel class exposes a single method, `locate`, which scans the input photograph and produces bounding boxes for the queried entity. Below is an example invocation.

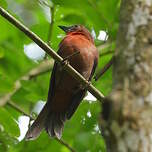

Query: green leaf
[0,0,7,8]
[0,108,20,137]
[0,130,18,152]
[0,47,5,58]
[62,14,86,25]
[0,75,14,95]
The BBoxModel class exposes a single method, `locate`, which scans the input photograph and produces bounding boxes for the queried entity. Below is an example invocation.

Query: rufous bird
[25,25,99,140]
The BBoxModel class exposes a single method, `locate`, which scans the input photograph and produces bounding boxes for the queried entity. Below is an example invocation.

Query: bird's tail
[45,112,66,139]
[25,103,50,140]
[25,103,66,140]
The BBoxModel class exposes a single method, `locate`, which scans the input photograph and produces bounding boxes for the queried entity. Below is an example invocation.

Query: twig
[0,78,22,107]
[47,5,55,46]
[97,41,114,57]
[97,42,111,51]
[28,60,53,79]
[7,101,76,152]
[0,60,53,106]
[55,137,76,152]
[0,6,104,102]
[45,4,55,59]
[38,0,51,8]
[62,51,80,62]
[100,50,114,57]
[7,101,34,120]
[94,56,114,81]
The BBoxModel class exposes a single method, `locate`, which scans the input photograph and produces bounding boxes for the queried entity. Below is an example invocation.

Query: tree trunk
[100,0,152,152]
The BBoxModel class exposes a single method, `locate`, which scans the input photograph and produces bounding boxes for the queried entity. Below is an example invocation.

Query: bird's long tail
[25,103,66,140]
[25,103,49,140]
[45,112,66,139]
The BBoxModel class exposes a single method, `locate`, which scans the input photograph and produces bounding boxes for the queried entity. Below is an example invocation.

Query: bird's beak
[58,25,71,33]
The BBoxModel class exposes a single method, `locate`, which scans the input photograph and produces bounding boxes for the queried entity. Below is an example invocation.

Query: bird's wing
[66,58,98,119]
[89,56,98,81]
[47,62,57,103]
[66,88,86,119]
[47,43,65,103]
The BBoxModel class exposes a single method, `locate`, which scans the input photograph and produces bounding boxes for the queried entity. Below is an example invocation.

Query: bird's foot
[59,51,80,71]
[61,59,69,68]
[59,58,69,71]
[63,51,80,62]
[80,81,91,90]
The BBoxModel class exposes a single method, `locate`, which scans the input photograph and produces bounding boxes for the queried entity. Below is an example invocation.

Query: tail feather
[25,103,66,140]
[25,103,49,140]
[45,113,55,137]
[45,112,65,139]
[54,114,64,139]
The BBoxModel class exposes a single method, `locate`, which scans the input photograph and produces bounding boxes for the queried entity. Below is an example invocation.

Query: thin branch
[28,60,53,79]
[97,41,114,57]
[7,101,76,152]
[100,50,114,57]
[0,6,104,102]
[97,42,111,51]
[7,101,34,120]
[62,51,80,62]
[55,138,76,152]
[45,4,55,59]
[38,0,51,8]
[94,56,114,81]
[0,60,53,106]
[47,5,55,46]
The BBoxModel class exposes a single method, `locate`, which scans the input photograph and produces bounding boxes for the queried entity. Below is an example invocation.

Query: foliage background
[0,0,120,151]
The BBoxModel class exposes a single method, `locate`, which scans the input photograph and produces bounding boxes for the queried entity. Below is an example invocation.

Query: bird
[25,25,99,140]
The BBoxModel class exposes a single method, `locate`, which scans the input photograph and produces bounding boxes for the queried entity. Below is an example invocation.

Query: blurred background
[0,0,120,151]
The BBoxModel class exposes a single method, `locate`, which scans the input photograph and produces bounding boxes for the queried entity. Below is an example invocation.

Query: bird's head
[58,25,81,33]
[58,25,94,43]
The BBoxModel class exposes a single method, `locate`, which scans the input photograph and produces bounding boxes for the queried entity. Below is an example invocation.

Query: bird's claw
[80,81,91,90]
[61,59,69,67]
[59,58,69,71]
[59,51,80,71]
[62,58,69,66]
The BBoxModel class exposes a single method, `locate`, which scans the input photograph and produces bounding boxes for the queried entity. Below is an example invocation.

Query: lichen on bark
[100,0,152,152]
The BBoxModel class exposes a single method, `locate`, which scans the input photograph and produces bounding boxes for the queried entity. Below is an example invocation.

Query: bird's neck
[67,31,94,44]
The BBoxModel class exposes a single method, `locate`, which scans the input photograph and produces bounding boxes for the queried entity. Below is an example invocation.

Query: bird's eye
[74,25,78,28]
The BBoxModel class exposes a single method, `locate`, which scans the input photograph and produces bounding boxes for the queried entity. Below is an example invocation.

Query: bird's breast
[59,35,97,79]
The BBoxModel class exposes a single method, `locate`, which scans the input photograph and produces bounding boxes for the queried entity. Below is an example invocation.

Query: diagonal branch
[7,101,34,120]
[99,50,114,57]
[38,0,51,8]
[7,101,76,152]
[0,6,104,102]
[47,5,55,46]
[0,60,53,106]
[55,138,76,152]
[94,56,114,81]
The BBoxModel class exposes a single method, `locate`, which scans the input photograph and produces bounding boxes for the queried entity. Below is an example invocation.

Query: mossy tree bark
[100,0,152,151]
